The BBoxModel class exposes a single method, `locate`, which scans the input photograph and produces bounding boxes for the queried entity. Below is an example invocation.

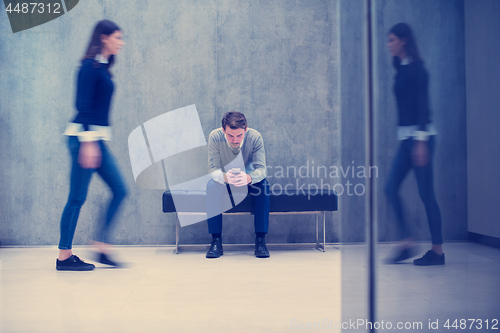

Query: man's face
[223,126,247,148]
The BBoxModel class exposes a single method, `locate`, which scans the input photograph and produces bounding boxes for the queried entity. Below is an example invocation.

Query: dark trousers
[206,178,270,234]
[385,136,443,245]
[59,136,127,249]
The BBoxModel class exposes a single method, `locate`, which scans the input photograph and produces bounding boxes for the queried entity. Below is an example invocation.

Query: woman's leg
[58,136,94,259]
[93,141,127,247]
[414,136,443,250]
[385,139,413,242]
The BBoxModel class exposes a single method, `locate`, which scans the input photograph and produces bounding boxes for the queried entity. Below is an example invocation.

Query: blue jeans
[385,136,443,245]
[206,179,270,234]
[58,136,127,250]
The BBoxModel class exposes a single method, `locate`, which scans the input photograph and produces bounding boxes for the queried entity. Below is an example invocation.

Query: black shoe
[255,237,270,258]
[97,253,121,268]
[413,250,445,266]
[206,237,223,258]
[385,247,418,264]
[56,255,95,271]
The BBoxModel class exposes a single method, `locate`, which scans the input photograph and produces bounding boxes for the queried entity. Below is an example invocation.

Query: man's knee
[249,179,269,196]
[206,179,229,201]
[255,178,269,190]
[207,179,222,191]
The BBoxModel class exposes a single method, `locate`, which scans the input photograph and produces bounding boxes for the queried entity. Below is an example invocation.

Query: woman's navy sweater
[393,60,432,131]
[72,58,114,131]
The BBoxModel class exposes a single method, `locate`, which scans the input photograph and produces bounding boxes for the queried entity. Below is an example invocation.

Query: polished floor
[341,242,500,332]
[0,242,499,333]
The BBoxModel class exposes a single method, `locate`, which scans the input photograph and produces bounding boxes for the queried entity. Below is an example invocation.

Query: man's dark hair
[222,111,247,130]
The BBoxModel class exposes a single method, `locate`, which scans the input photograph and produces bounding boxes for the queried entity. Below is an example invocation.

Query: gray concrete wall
[338,0,367,243]
[0,0,468,246]
[465,0,500,239]
[0,0,341,246]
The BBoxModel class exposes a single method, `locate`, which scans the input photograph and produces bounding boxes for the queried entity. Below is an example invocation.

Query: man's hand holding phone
[226,168,251,187]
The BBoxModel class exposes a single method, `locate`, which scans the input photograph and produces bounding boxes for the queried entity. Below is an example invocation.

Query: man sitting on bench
[206,111,270,259]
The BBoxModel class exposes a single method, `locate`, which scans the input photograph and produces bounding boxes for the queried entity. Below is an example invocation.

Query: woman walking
[57,20,127,271]
[385,23,444,265]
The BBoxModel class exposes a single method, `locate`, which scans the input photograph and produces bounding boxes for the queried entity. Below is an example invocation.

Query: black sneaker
[206,237,223,258]
[385,246,418,264]
[97,253,122,268]
[413,250,445,266]
[56,255,95,271]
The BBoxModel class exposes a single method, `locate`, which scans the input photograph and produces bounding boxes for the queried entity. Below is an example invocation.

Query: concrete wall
[338,0,367,244]
[465,0,500,239]
[0,0,468,246]
[0,0,341,246]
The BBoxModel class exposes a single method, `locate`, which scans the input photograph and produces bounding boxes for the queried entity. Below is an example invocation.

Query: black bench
[162,189,338,253]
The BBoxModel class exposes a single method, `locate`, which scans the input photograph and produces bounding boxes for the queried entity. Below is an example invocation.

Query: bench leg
[176,215,179,254]
[316,213,318,247]
[315,212,326,252]
[323,211,326,252]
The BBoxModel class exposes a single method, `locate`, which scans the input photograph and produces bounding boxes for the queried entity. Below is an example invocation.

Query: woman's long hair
[82,20,121,69]
[389,23,423,68]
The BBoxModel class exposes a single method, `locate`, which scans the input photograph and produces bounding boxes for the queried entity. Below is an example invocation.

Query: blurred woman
[57,20,127,270]
[385,23,444,265]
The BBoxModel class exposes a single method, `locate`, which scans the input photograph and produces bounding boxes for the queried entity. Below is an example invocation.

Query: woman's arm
[75,59,98,132]
[413,63,430,166]
[75,60,102,168]
[415,63,430,139]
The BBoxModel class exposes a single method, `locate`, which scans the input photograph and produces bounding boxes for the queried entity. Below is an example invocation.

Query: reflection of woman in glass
[56,20,127,271]
[385,23,444,265]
